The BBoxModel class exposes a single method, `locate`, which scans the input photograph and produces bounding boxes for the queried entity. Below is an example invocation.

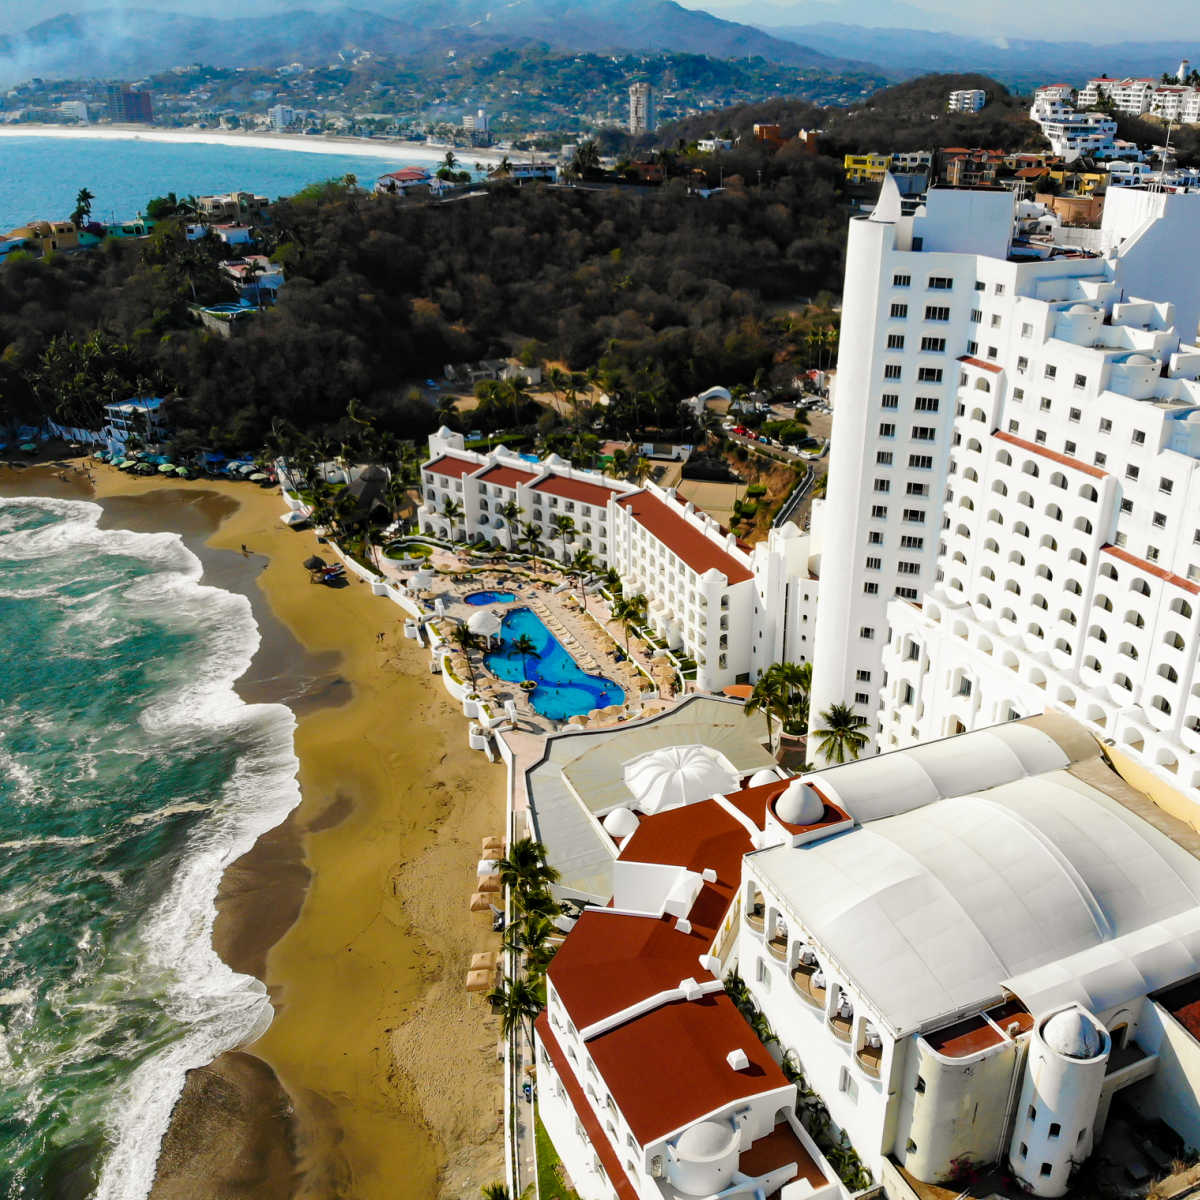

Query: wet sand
[0,463,507,1199]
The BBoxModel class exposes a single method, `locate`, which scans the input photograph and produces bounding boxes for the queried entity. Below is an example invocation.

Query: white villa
[533,711,1200,1200]
[418,431,820,692]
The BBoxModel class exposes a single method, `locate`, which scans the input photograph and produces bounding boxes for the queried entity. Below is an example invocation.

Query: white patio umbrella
[467,608,503,640]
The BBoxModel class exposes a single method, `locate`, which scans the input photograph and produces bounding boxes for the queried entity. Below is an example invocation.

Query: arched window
[1036,564,1054,580]
[964,467,979,482]
[1088,624,1108,643]
[967,438,983,452]
[1079,484,1098,502]
[1130,578,1151,597]
[1164,631,1186,651]
[975,593,993,609]
[987,510,1004,525]
[1054,638,1073,656]
[1014,521,1029,538]
[1050,472,1067,489]
[991,481,1008,496]
[1005,580,1022,595]
[1125,610,1146,629]
[1032,594,1048,610]
[1045,504,1064,521]
[1114,673,1133,692]
[984,538,999,553]
[1074,516,1093,533]
[1008,550,1026,566]
[952,550,967,564]
[1095,594,1113,612]
[1069,548,1088,565]
[1058,608,1078,625]
[1084,655,1101,672]
[1118,642,1139,660]
[996,450,1013,466]
[974,378,991,392]
[1170,598,1194,619]
[1160,664,1180,684]
[1022,461,1040,478]
[971,407,988,422]
[1151,695,1173,715]
[1018,491,1034,508]
[981,566,996,581]
[1100,563,1118,580]
[1065,579,1082,596]
[959,496,975,510]
[1028,623,1045,639]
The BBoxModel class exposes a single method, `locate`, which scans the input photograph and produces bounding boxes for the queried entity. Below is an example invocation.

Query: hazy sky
[2,0,1199,40]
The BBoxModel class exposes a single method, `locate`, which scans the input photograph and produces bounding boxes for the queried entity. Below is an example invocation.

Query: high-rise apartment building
[105,85,153,124]
[809,180,1200,809]
[947,88,986,112]
[628,81,656,134]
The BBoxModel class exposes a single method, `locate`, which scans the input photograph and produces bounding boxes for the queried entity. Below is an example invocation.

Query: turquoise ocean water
[0,497,299,1198]
[0,134,456,230]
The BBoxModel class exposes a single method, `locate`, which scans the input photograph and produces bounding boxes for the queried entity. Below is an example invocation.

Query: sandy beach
[0,124,514,166]
[0,461,507,1199]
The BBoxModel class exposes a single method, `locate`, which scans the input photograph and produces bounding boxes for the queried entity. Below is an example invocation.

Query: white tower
[1007,1008,1110,1197]
[1179,58,1190,82]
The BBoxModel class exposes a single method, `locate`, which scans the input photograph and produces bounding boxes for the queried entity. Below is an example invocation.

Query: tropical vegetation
[812,703,870,764]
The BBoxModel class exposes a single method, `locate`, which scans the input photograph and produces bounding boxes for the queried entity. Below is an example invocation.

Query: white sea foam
[0,497,303,1200]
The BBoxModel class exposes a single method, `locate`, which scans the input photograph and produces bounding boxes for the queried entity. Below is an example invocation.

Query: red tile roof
[425,454,478,479]
[548,911,715,1031]
[532,473,621,508]
[536,1016,639,1200]
[994,431,1107,479]
[616,491,752,583]
[1102,544,1200,595]
[958,354,1003,374]
[587,992,790,1144]
[477,463,535,489]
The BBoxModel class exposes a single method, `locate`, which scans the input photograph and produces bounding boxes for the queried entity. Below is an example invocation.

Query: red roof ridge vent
[958,354,1003,374]
[994,431,1107,479]
[1101,543,1200,595]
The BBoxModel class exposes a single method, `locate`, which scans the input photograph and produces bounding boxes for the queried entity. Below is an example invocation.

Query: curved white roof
[622,744,740,815]
[777,780,824,826]
[1044,1009,1104,1059]
[466,608,503,637]
[752,763,1200,1035]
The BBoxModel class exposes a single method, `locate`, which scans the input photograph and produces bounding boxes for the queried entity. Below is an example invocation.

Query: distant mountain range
[764,23,1198,91]
[0,1,864,85]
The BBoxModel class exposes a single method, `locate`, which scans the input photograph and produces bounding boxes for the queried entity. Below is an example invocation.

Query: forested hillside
[0,165,847,454]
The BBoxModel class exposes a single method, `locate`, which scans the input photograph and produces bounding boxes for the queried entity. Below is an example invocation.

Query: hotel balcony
[767,930,788,960]
[745,900,765,932]
[790,962,826,1009]
[855,1041,883,1078]
[829,1009,853,1043]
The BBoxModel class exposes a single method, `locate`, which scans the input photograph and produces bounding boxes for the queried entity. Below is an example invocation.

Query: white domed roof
[622,744,740,815]
[748,768,779,788]
[1127,353,1155,365]
[603,807,640,838]
[675,1120,737,1162]
[776,780,825,826]
[1043,1009,1103,1059]
[467,608,503,637]
[1067,303,1094,314]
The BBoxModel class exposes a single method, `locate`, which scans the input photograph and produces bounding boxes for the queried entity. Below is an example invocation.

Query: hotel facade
[808,181,1200,812]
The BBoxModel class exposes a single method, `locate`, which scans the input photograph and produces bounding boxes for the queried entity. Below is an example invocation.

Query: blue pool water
[466,590,517,606]
[485,608,623,720]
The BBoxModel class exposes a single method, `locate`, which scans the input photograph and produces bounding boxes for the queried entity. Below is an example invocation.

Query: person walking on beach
[241,543,248,556]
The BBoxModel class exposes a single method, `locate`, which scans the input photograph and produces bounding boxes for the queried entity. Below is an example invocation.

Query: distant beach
[0,123,513,165]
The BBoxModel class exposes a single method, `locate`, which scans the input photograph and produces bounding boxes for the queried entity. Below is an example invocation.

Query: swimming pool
[466,590,517,605]
[485,607,624,720]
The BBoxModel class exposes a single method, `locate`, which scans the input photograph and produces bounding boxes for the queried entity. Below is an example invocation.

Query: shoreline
[0,124,515,165]
[0,463,507,1199]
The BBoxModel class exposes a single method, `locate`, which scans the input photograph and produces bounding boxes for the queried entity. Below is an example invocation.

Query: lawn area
[536,1114,583,1200]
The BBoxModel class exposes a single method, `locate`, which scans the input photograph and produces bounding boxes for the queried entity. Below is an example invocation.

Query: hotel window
[1035,430,1047,445]
[860,626,875,639]
[881,393,899,409]
[1008,420,1020,433]
[879,422,896,438]
[994,283,1006,295]
[890,303,908,318]
[1044,364,1057,380]
[897,561,920,575]
[900,535,924,549]
[1074,373,1087,389]
[1040,397,1052,412]
[1126,465,1140,481]
[884,364,902,380]
[990,313,1002,328]
[876,451,893,465]
[856,669,872,682]
[1133,429,1146,445]
[863,581,879,594]
[1021,322,1033,338]
[909,454,933,470]
[1094,451,1107,467]
[915,396,939,412]
[1160,476,1174,494]
[906,483,929,496]
[917,367,943,383]
[1154,512,1167,528]
[924,305,950,321]
[839,1068,860,1103]
[920,336,946,353]
[1013,388,1025,402]
[1099,418,1112,433]
[966,343,978,358]
[970,308,982,323]
[1065,440,1077,455]
[874,479,890,493]
[1017,356,1029,374]
[893,273,911,288]
[901,682,914,704]
[1040,1165,1052,1178]
[871,505,888,519]
[887,334,905,350]
[911,426,936,441]
[855,692,871,705]
[868,530,884,545]
[928,276,953,290]
[987,345,998,359]
[974,280,986,292]
[866,556,882,570]
[1148,546,1161,562]
[903,508,926,523]
[895,586,919,600]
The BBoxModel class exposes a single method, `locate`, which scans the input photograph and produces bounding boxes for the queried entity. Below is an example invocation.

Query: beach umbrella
[280,510,307,527]
[248,472,268,482]
[174,467,190,478]
[469,951,499,971]
[304,555,327,572]
[469,892,492,912]
[119,459,137,470]
[465,969,493,992]
[157,463,176,474]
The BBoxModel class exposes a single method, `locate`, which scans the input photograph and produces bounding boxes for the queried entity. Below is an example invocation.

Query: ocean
[0,496,300,1198]
[0,133,461,230]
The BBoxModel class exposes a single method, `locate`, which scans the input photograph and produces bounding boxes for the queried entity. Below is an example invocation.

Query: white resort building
[533,710,1200,1200]
[418,431,820,692]
[1029,91,1118,161]
[808,179,1200,811]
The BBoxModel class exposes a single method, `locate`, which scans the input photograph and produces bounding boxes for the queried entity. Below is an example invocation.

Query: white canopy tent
[467,608,504,640]
[621,743,740,816]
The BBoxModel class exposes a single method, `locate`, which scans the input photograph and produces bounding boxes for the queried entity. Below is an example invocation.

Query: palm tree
[451,623,480,689]
[545,366,568,416]
[498,499,522,547]
[745,671,787,755]
[611,592,647,653]
[503,376,529,426]
[571,547,595,607]
[442,149,458,172]
[550,512,575,562]
[71,186,94,227]
[813,703,870,765]
[496,837,560,904]
[772,660,813,734]
[487,973,545,1051]
[440,495,464,540]
[520,520,542,568]
[503,912,558,978]
[512,632,539,681]
[571,140,601,179]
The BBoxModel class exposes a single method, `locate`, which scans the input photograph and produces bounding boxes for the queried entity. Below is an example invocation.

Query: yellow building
[1047,167,1107,195]
[5,220,79,254]
[843,153,891,185]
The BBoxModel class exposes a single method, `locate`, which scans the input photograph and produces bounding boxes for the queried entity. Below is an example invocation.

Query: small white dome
[1127,353,1155,366]
[776,780,824,826]
[1067,303,1094,314]
[622,744,740,815]
[675,1120,737,1162]
[1043,1009,1104,1059]
[748,768,779,788]
[603,807,640,838]
[467,608,503,637]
